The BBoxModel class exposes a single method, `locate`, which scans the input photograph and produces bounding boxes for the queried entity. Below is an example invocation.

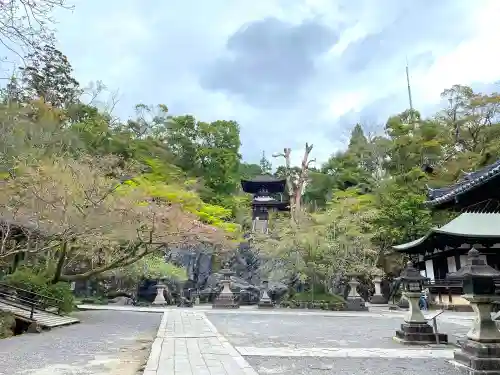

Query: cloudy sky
[9,0,500,165]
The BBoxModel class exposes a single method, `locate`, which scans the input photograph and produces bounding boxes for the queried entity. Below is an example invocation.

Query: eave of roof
[241,174,286,183]
[392,212,500,253]
[425,159,500,207]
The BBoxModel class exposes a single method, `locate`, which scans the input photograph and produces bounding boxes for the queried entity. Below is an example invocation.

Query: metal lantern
[399,261,428,293]
[448,248,500,296]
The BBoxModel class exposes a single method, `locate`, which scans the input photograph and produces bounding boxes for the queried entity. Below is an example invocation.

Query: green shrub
[47,282,75,313]
[290,292,346,304]
[2,268,75,313]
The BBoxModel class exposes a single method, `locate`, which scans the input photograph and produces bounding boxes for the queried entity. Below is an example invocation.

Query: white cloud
[414,1,500,104]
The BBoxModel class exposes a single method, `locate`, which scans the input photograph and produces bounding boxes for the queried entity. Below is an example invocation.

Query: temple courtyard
[1,305,478,375]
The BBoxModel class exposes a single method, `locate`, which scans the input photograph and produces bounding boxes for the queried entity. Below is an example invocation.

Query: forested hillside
[253,86,500,285]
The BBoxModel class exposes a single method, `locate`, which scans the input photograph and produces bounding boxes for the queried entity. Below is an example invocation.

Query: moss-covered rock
[0,312,15,339]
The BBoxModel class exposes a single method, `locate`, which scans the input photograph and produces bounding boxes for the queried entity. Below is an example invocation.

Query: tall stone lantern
[394,261,448,344]
[345,273,368,311]
[370,270,386,305]
[258,279,274,309]
[212,262,239,309]
[152,281,168,306]
[450,248,500,374]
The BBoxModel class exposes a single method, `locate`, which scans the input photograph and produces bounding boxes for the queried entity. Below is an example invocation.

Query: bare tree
[0,0,73,59]
[82,80,121,122]
[273,143,315,222]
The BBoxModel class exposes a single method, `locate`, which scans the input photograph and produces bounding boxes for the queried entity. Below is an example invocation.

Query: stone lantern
[212,262,239,309]
[450,248,500,374]
[258,279,274,309]
[394,261,448,345]
[152,281,168,306]
[345,273,368,311]
[370,270,386,305]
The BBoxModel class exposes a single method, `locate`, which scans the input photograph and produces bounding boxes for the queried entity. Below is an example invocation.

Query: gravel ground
[0,310,162,375]
[206,312,469,348]
[207,312,469,375]
[246,356,459,375]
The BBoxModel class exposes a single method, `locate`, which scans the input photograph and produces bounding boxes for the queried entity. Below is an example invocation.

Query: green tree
[19,45,82,108]
[197,120,241,200]
[259,151,272,174]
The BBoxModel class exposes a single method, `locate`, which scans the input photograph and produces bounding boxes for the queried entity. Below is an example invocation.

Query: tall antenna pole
[405,57,414,112]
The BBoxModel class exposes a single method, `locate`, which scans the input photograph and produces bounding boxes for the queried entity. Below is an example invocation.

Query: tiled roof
[393,212,500,253]
[425,159,500,206]
[242,174,285,183]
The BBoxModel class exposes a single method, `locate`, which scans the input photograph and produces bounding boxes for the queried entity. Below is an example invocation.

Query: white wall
[447,256,457,274]
[425,259,435,281]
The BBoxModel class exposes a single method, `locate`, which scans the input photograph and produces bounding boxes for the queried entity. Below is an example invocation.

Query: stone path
[142,308,473,374]
[143,311,258,375]
[0,310,161,375]
[207,311,467,375]
[72,305,478,374]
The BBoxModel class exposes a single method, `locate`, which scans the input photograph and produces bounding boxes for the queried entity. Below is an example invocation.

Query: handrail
[0,282,63,314]
[0,289,42,319]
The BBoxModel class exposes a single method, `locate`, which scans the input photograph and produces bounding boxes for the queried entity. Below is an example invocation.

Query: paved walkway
[143,311,258,375]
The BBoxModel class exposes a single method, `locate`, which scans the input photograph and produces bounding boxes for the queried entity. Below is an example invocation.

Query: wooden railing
[0,282,64,318]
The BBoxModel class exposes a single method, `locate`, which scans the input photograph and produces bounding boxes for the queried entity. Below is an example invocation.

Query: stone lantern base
[212,281,239,309]
[369,294,386,305]
[451,339,500,374]
[395,322,448,345]
[212,293,239,309]
[346,297,368,311]
[258,290,274,309]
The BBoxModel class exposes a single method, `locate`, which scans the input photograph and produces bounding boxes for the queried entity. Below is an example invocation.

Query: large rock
[267,281,288,303]
[170,247,213,290]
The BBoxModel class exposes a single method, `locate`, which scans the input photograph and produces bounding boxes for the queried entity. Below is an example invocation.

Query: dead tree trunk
[273,143,315,223]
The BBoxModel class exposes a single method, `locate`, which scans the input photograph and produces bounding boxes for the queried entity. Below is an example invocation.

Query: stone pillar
[450,249,500,374]
[152,283,167,306]
[346,274,368,311]
[258,280,274,309]
[370,276,386,304]
[212,266,239,309]
[394,262,448,345]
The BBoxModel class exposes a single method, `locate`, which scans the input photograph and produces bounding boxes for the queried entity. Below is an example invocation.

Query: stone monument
[449,249,500,374]
[258,279,274,309]
[152,282,168,306]
[394,261,448,345]
[346,273,368,311]
[212,263,239,309]
[370,275,386,305]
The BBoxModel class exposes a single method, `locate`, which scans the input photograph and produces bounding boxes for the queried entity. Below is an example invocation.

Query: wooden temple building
[240,174,290,233]
[393,159,500,308]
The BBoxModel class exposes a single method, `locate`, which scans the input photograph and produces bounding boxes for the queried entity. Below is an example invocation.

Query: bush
[280,291,346,310]
[290,292,346,304]
[280,299,345,311]
[2,268,75,313]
